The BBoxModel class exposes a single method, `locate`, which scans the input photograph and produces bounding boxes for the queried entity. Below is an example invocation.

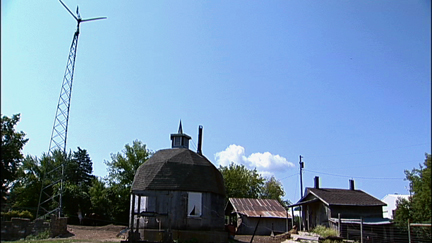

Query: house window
[188,192,202,217]
[130,195,147,213]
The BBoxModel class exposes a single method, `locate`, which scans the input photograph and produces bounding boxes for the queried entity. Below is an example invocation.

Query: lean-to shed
[129,123,227,242]
[225,198,291,235]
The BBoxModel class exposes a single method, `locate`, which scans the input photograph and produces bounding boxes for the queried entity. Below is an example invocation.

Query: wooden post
[306,205,310,231]
[300,206,303,231]
[136,195,141,233]
[360,217,363,243]
[291,206,295,230]
[338,213,341,237]
[408,219,411,243]
[130,194,135,233]
[250,215,261,243]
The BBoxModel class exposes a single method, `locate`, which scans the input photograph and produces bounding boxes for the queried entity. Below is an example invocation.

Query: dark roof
[132,148,225,196]
[226,198,289,218]
[297,188,386,207]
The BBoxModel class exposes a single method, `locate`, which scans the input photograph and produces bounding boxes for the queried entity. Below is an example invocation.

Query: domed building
[129,123,227,242]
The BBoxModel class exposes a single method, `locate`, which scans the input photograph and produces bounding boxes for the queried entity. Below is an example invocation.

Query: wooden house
[225,198,291,235]
[129,123,227,242]
[290,177,393,241]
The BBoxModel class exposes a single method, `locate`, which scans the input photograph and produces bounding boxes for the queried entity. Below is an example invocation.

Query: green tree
[9,155,42,215]
[219,163,265,199]
[10,148,95,221]
[1,114,29,208]
[261,176,285,204]
[88,177,109,217]
[66,147,95,186]
[61,148,95,223]
[105,140,152,186]
[394,154,431,226]
[9,151,66,216]
[393,154,431,240]
[104,140,152,224]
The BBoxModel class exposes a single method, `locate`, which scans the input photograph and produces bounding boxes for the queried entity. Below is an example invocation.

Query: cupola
[170,121,191,149]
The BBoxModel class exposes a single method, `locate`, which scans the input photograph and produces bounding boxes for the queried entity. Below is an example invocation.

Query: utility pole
[299,155,305,232]
[299,155,304,198]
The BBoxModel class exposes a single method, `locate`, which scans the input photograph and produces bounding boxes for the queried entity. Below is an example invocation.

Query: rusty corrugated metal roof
[229,198,290,218]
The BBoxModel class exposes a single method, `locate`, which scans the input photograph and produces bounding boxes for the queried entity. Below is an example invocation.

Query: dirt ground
[65,224,127,242]
[63,224,290,243]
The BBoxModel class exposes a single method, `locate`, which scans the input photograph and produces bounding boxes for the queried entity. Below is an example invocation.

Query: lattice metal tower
[36,0,106,219]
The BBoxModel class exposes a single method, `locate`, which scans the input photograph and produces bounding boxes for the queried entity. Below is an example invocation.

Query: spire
[171,121,191,149]
[178,120,183,134]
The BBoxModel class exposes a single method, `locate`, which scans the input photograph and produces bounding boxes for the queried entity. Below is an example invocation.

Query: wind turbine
[37,0,106,219]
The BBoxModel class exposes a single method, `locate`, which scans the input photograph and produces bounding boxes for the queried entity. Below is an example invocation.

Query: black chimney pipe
[197,125,203,155]
[314,176,320,189]
[349,179,355,190]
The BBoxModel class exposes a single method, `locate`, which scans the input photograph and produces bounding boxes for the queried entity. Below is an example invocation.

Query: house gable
[303,188,386,207]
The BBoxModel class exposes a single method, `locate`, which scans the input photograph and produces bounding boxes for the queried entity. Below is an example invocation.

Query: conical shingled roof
[132,148,225,196]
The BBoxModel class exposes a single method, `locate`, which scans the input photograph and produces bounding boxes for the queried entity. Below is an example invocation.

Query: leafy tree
[9,155,43,216]
[1,114,29,207]
[66,147,95,186]
[104,140,152,224]
[219,163,265,199]
[88,177,110,217]
[394,154,431,240]
[105,140,152,187]
[10,148,95,221]
[261,176,285,204]
[59,148,95,222]
[394,154,431,225]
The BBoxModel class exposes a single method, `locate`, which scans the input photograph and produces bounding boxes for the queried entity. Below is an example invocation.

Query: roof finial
[178,120,183,134]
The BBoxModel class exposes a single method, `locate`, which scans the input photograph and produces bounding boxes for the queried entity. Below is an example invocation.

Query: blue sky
[2,0,430,204]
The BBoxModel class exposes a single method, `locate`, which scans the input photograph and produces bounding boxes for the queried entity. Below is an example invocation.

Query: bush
[0,210,34,220]
[25,229,50,240]
[311,225,339,238]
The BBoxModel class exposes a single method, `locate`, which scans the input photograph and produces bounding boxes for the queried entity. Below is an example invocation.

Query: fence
[330,217,431,243]
[408,222,431,243]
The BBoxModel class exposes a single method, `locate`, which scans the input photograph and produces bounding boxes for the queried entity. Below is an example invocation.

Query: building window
[188,192,202,217]
[130,194,147,213]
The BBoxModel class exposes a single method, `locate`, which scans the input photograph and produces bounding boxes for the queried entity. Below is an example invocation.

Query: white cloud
[214,144,295,175]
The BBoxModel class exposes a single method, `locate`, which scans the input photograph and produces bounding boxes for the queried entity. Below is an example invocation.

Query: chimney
[349,179,355,190]
[314,176,320,189]
[197,125,203,155]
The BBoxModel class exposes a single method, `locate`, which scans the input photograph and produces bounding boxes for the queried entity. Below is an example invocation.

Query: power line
[279,173,298,180]
[306,143,430,159]
[304,169,404,180]
[312,159,420,170]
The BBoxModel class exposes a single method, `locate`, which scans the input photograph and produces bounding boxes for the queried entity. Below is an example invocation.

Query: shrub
[18,210,34,219]
[311,225,339,238]
[25,229,50,240]
[0,210,34,220]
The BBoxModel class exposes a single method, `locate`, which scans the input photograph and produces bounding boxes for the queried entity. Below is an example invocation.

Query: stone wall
[0,216,67,241]
[50,215,68,237]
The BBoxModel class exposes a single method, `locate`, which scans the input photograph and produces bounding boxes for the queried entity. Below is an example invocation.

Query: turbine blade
[59,0,78,21]
[81,17,107,22]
